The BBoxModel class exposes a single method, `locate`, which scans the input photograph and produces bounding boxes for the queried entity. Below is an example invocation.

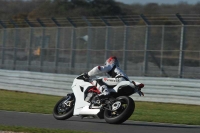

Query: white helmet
[105,56,119,67]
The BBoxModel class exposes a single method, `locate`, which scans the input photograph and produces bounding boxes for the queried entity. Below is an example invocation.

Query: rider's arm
[88,65,112,77]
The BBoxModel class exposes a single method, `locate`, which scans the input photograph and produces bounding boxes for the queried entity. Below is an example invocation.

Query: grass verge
[0,89,200,126]
[0,125,95,133]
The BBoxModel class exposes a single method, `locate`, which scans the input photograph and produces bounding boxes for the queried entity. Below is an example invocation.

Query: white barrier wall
[0,69,199,105]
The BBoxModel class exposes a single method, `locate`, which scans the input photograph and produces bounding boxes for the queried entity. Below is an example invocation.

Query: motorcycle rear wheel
[53,93,75,120]
[104,96,135,124]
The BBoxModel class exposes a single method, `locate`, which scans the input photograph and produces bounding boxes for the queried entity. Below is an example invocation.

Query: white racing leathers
[88,64,129,96]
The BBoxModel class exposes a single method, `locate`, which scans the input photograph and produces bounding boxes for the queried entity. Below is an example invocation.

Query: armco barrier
[0,69,199,105]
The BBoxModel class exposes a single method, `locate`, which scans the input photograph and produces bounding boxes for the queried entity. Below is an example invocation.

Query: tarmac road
[0,110,200,133]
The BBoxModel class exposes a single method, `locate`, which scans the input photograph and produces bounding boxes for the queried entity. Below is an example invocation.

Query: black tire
[53,93,75,120]
[104,96,135,124]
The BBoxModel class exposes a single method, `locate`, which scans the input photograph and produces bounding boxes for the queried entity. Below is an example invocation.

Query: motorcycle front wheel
[53,93,75,120]
[104,96,135,124]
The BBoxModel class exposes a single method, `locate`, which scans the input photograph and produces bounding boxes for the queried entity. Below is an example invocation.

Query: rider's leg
[92,77,127,96]
[102,77,127,86]
[91,80,110,96]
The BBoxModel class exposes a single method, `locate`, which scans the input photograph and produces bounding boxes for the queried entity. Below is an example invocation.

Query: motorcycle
[53,74,144,124]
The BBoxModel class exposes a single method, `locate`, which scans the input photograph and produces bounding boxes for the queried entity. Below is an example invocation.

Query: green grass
[0,125,95,133]
[131,102,200,125]
[0,89,60,114]
[0,89,200,127]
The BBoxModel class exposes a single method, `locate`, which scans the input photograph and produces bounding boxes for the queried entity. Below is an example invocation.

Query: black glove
[82,73,90,82]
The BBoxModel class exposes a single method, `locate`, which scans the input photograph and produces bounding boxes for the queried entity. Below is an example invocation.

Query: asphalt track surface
[0,110,200,133]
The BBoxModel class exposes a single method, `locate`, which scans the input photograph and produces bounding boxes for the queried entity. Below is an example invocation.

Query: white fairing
[71,76,142,116]
[72,78,100,115]
[135,81,142,86]
[111,81,135,93]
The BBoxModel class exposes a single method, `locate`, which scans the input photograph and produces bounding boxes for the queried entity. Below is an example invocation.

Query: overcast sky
[115,0,200,5]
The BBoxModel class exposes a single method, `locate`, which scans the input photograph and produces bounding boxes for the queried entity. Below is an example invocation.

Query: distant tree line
[0,0,200,19]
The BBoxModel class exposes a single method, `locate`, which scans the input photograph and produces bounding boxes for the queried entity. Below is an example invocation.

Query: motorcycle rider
[82,56,131,102]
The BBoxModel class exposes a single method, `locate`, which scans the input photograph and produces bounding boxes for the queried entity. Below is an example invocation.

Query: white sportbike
[53,74,144,124]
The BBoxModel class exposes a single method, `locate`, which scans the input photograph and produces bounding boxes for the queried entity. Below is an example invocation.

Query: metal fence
[0,14,200,79]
